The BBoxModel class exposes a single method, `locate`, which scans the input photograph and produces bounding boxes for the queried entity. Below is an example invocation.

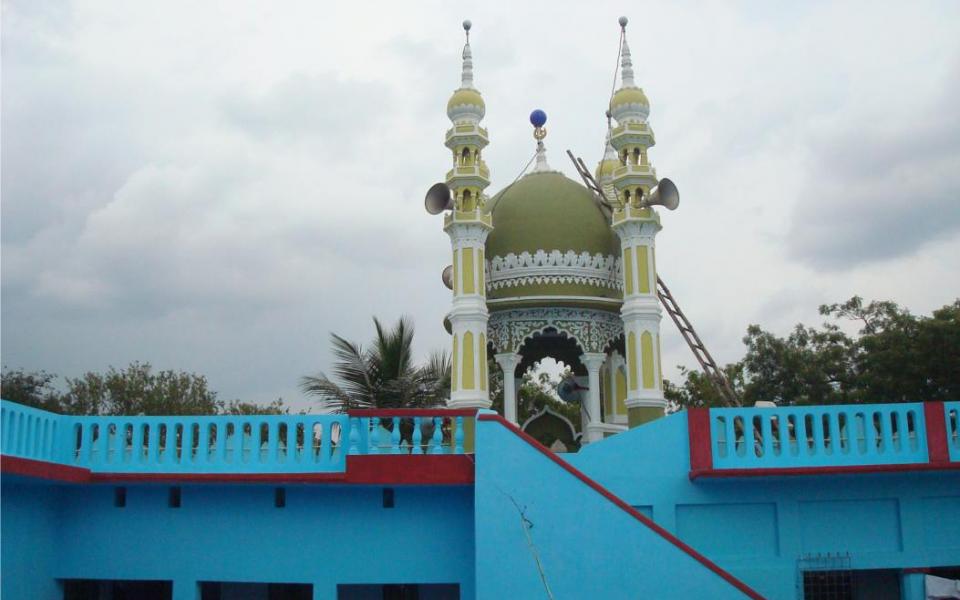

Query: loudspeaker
[424,182,454,214]
[441,265,454,290]
[641,178,679,210]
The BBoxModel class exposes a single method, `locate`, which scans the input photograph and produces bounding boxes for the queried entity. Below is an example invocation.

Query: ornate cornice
[487,250,622,291]
[488,307,623,354]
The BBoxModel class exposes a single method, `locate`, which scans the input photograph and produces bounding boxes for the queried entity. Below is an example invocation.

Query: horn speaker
[424,182,454,214]
[641,178,679,211]
[441,265,454,290]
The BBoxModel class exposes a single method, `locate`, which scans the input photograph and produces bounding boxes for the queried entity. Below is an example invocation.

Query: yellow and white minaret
[609,17,666,427]
[444,20,493,410]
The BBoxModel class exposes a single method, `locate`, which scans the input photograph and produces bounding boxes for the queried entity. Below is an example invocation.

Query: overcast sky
[3,1,959,410]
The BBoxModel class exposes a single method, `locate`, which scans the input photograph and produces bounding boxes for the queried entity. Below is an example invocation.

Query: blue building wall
[474,416,758,598]
[569,412,960,599]
[2,483,475,600]
[1,482,62,600]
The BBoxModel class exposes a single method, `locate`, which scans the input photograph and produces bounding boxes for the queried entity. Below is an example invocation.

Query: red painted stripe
[91,472,347,483]
[2,454,474,485]
[477,414,765,600]
[348,409,476,417]
[924,401,949,464]
[1,455,92,483]
[690,461,960,480]
[687,408,713,473]
[345,455,474,485]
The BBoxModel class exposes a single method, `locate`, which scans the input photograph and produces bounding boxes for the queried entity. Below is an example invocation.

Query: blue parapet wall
[570,409,960,599]
[0,401,472,476]
[709,403,930,469]
[473,413,762,599]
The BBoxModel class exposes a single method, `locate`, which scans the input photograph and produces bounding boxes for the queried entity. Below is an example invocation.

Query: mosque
[438,17,672,448]
[2,17,958,600]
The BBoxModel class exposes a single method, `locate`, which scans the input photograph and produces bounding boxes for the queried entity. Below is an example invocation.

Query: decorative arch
[521,406,581,452]
[487,308,623,356]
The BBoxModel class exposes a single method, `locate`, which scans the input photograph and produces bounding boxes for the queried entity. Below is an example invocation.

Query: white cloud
[3,0,959,408]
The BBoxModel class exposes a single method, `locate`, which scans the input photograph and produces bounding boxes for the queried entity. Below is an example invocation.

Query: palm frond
[299,374,373,412]
[301,316,452,411]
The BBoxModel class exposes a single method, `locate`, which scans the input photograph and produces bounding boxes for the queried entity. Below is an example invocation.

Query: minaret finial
[618,17,635,88]
[461,20,474,89]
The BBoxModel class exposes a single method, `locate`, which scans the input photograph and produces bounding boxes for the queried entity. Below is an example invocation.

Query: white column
[445,219,492,409]
[494,353,522,423]
[609,352,628,424]
[581,352,607,443]
[612,211,666,426]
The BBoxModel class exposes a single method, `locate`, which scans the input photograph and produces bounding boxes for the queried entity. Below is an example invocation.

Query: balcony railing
[0,401,473,476]
[690,402,960,476]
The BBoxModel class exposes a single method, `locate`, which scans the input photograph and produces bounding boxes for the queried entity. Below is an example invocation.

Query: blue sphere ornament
[529,109,547,128]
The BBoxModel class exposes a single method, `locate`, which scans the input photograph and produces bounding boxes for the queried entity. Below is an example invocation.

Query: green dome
[484,172,622,307]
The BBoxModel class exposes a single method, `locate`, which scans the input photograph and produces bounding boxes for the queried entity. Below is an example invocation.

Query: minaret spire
[619,17,635,88]
[461,20,475,89]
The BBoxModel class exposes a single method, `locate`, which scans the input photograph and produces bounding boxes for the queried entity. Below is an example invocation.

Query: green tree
[2,362,288,416]
[0,368,64,411]
[60,361,222,415]
[224,398,290,415]
[667,297,960,409]
[299,316,450,411]
[664,363,746,409]
[821,297,960,403]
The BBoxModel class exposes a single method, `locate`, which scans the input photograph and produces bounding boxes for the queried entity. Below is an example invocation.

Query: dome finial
[530,109,551,172]
[460,20,474,89]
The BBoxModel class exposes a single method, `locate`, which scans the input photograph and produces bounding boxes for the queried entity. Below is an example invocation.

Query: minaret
[608,17,666,427]
[444,20,493,410]
[595,129,621,204]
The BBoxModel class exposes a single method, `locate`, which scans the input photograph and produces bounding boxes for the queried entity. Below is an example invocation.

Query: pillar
[447,220,493,410]
[495,352,522,423]
[581,352,607,443]
[612,207,666,427]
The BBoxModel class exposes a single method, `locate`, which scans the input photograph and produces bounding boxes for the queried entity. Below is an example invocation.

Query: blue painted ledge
[688,400,959,478]
[0,400,474,476]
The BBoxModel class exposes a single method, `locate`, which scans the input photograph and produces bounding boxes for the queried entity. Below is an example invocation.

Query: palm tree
[300,316,450,412]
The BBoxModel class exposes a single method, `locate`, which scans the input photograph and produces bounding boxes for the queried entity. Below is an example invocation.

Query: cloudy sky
[3,1,958,410]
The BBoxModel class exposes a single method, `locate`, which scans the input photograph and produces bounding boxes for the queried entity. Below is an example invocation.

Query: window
[63,579,171,600]
[801,569,900,600]
[200,582,312,600]
[337,584,459,600]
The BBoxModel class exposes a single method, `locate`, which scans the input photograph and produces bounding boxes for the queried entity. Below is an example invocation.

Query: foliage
[300,316,450,412]
[59,361,221,416]
[666,297,960,409]
[1,362,288,416]
[223,398,290,415]
[0,368,63,412]
[490,367,582,430]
